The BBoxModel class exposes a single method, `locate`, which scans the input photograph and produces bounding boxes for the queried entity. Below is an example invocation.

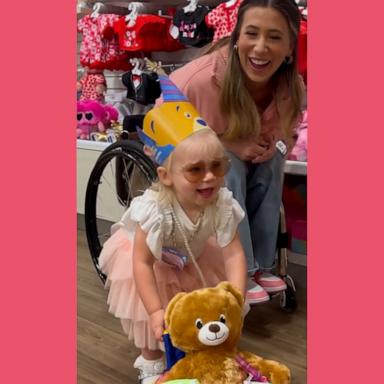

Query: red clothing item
[79,72,106,102]
[78,14,131,71]
[297,19,307,83]
[205,0,243,42]
[113,15,184,52]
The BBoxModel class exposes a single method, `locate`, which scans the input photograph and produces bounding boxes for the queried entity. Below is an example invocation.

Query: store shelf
[77,139,110,151]
[284,160,307,176]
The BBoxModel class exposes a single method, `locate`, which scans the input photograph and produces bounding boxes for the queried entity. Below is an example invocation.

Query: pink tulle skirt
[99,228,226,351]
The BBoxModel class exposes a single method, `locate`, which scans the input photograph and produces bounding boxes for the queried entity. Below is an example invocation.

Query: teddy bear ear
[164,291,187,327]
[216,281,244,308]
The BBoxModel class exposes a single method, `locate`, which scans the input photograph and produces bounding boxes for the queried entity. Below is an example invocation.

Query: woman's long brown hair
[218,0,304,143]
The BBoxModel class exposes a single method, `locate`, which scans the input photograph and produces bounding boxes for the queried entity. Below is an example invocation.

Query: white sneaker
[133,355,165,384]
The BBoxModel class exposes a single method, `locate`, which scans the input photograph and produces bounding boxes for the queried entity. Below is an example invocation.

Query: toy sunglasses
[77,112,94,121]
[181,156,231,183]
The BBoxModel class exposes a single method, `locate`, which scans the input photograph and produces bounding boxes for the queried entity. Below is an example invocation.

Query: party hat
[137,75,211,164]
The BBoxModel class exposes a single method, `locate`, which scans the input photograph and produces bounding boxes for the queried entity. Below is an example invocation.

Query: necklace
[168,204,207,287]
[170,208,204,249]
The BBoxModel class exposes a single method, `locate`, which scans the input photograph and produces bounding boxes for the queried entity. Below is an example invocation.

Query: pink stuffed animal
[103,104,119,128]
[289,110,307,162]
[76,100,107,140]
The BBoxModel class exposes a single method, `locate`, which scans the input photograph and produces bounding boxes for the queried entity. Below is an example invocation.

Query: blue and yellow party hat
[137,75,211,164]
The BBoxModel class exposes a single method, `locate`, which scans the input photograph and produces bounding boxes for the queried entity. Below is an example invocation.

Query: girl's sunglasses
[181,156,231,183]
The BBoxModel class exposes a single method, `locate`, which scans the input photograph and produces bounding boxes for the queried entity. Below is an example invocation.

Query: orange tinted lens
[210,157,231,177]
[182,157,231,183]
[183,162,206,183]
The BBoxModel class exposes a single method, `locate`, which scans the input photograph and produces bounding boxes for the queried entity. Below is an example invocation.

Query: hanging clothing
[77,14,131,71]
[79,71,106,102]
[173,5,213,47]
[205,0,243,42]
[121,71,161,105]
[297,19,308,83]
[113,15,184,52]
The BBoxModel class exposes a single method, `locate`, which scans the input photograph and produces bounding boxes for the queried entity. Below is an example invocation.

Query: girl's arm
[132,226,164,339]
[221,231,247,298]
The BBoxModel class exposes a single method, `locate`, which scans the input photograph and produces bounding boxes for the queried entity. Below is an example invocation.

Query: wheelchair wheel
[276,204,298,312]
[84,140,157,283]
[280,275,297,313]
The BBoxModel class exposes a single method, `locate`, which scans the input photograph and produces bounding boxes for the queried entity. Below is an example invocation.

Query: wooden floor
[78,228,307,383]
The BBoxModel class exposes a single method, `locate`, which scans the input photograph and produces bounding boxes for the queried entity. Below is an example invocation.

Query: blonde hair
[150,129,225,203]
[219,0,304,144]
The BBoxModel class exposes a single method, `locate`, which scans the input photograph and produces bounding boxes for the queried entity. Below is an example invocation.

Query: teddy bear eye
[219,314,226,323]
[195,319,203,329]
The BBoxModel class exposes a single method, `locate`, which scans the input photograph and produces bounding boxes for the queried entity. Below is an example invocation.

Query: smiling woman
[168,0,305,304]
[236,7,292,93]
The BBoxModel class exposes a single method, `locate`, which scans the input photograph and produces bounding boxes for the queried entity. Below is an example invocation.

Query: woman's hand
[149,309,165,341]
[222,135,276,163]
[251,137,277,163]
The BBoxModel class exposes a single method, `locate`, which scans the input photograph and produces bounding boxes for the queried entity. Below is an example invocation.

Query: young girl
[99,76,248,384]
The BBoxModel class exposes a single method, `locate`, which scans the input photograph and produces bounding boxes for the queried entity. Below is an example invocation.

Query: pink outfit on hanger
[77,14,130,70]
[79,72,106,102]
[205,0,243,42]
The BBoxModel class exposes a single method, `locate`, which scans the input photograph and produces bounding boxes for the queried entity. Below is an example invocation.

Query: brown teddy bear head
[164,282,244,354]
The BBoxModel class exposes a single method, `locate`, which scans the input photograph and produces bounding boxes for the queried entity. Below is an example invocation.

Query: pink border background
[3,1,384,383]
[309,1,384,383]
[2,1,76,383]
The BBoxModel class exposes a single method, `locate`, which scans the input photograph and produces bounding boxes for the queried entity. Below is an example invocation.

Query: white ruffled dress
[99,187,244,350]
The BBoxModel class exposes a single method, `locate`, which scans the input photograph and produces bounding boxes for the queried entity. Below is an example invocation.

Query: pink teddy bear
[76,100,107,140]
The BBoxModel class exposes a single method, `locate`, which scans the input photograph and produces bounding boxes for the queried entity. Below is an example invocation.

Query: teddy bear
[76,100,107,140]
[158,282,291,384]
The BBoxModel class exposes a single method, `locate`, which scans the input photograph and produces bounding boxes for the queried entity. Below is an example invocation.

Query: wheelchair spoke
[99,172,127,208]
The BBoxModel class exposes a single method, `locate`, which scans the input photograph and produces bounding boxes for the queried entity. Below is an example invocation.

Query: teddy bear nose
[209,323,220,333]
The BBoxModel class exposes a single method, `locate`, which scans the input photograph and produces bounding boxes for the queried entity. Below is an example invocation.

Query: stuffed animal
[76,100,106,140]
[289,110,307,162]
[158,282,290,384]
[103,104,119,128]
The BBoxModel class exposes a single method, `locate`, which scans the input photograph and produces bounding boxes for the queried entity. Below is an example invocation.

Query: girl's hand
[149,309,165,341]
